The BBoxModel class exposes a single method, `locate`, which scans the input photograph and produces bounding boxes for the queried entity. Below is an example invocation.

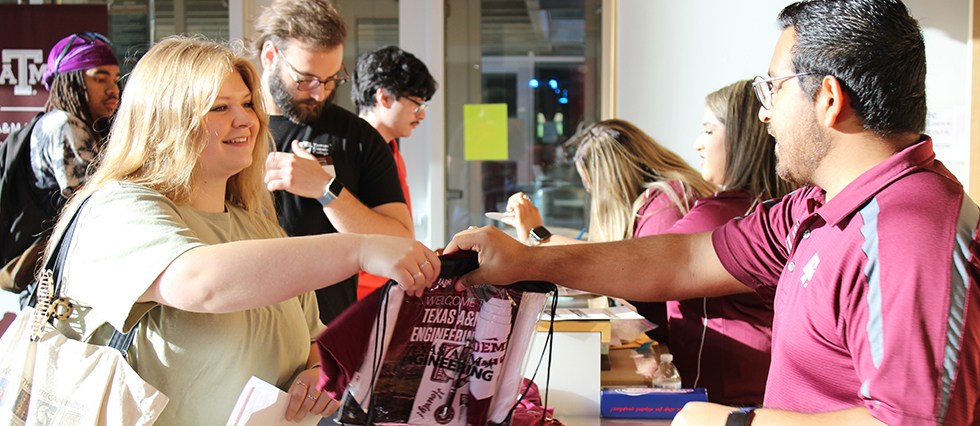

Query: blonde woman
[663,79,797,406]
[504,119,715,245]
[43,37,439,425]
[502,119,715,343]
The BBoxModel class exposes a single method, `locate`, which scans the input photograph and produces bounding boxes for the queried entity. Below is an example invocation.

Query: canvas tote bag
[0,197,169,425]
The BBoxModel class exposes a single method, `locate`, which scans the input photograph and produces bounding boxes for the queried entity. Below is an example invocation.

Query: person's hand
[265,140,333,198]
[359,235,441,297]
[502,192,543,245]
[670,401,733,426]
[443,226,530,290]
[284,367,340,422]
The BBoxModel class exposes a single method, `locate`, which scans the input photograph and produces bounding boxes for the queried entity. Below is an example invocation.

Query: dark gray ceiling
[481,0,586,57]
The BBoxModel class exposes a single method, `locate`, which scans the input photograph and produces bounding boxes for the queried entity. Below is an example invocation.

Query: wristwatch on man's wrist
[317,177,344,206]
[528,226,552,246]
[725,407,756,426]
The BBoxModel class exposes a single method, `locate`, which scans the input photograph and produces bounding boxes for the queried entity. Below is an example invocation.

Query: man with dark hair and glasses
[445,0,979,424]
[350,45,438,298]
[252,0,413,325]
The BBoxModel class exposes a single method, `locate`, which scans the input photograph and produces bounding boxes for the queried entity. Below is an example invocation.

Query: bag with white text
[316,251,554,425]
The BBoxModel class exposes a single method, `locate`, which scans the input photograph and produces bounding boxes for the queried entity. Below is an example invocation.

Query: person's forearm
[149,231,437,312]
[672,403,885,426]
[324,196,413,238]
[539,234,582,246]
[523,233,746,301]
[448,227,749,299]
[149,233,366,313]
[750,407,886,426]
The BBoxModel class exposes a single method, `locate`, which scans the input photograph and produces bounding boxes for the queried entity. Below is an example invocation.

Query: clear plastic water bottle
[651,354,682,388]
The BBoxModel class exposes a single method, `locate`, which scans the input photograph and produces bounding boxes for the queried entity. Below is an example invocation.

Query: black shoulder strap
[28,196,90,309]
[28,196,138,356]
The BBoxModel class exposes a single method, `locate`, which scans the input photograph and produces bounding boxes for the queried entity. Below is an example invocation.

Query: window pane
[445,0,601,241]
[356,18,398,57]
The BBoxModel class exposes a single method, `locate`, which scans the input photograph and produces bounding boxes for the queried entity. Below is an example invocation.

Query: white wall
[400,0,446,249]
[916,1,970,182]
[617,0,970,187]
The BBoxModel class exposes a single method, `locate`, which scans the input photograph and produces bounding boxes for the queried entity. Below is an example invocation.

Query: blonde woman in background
[502,119,715,343]
[504,119,715,246]
[43,37,439,425]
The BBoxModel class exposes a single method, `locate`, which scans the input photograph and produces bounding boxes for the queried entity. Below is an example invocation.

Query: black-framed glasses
[752,73,816,110]
[275,45,349,92]
[403,96,429,115]
[54,32,111,73]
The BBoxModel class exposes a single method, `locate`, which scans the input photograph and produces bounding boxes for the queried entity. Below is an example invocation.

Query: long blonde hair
[705,80,798,212]
[49,37,276,253]
[573,119,716,242]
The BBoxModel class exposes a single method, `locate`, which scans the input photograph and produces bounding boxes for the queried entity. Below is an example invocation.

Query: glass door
[444,0,602,241]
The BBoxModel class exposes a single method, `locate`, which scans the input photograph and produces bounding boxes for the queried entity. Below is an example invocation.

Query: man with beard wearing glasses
[253,0,412,324]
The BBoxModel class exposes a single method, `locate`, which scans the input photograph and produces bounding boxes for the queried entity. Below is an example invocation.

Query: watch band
[317,177,344,206]
[528,226,552,246]
[725,407,756,426]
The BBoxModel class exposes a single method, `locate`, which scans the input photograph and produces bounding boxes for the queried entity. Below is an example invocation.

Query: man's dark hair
[250,0,347,54]
[44,71,95,128]
[351,45,438,112]
[779,0,926,137]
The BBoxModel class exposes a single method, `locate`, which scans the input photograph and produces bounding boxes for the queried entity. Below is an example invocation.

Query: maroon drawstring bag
[509,379,564,426]
[314,250,556,426]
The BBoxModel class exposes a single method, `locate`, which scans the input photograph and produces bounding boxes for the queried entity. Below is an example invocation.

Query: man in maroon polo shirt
[444,0,979,425]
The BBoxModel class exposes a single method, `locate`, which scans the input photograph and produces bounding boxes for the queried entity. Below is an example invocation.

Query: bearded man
[253,0,413,324]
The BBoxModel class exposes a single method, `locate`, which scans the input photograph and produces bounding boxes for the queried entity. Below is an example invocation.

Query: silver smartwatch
[317,177,344,206]
[725,407,756,426]
[528,226,552,246]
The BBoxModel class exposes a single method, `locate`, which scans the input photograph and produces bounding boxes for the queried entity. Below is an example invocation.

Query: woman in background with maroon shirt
[501,119,714,247]
[659,79,797,406]
[501,119,715,345]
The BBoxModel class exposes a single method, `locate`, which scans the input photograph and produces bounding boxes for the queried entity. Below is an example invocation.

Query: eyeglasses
[54,32,111,73]
[275,45,349,92]
[403,96,429,115]
[752,73,816,110]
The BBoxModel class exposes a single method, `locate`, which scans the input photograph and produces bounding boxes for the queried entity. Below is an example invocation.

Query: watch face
[328,178,344,198]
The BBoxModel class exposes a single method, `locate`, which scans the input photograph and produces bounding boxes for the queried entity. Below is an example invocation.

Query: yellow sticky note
[464,103,508,161]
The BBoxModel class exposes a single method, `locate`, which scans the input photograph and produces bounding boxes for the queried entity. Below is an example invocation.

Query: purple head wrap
[41,32,118,90]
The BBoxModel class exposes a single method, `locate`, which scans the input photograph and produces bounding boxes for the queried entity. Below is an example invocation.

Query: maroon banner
[0,5,109,140]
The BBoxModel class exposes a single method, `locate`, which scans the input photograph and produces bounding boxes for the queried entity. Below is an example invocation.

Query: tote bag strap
[27,195,138,357]
[27,196,91,309]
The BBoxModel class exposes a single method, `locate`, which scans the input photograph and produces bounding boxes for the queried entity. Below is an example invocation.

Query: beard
[267,61,332,125]
[773,108,832,186]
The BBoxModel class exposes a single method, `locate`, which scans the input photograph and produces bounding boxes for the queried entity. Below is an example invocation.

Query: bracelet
[725,407,756,426]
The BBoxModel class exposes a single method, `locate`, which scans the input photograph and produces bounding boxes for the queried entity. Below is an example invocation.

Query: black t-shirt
[269,103,405,324]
